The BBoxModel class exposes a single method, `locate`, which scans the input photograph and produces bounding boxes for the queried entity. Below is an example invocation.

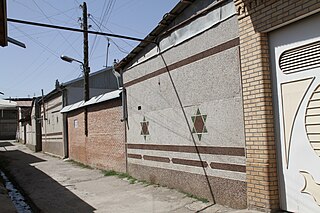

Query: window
[74,119,78,128]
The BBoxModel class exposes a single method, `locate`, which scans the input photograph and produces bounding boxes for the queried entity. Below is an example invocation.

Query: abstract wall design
[140,116,149,140]
[191,108,207,141]
[301,171,320,206]
[280,78,314,166]
[306,84,320,157]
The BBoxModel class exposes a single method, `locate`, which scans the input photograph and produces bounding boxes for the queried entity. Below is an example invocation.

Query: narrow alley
[0,140,260,213]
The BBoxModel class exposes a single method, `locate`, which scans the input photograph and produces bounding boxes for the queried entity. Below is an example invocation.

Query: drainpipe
[62,88,69,158]
[120,68,128,173]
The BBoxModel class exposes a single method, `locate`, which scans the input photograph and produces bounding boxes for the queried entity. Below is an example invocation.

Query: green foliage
[183,192,209,203]
[66,160,93,170]
[103,170,148,185]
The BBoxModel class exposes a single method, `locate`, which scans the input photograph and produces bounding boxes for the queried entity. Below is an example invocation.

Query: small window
[74,119,78,128]
[56,116,59,123]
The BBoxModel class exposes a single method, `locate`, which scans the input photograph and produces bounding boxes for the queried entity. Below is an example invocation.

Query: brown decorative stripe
[172,158,208,167]
[127,144,245,156]
[128,154,142,159]
[42,132,63,137]
[42,137,63,140]
[143,155,170,163]
[124,37,239,87]
[210,162,246,173]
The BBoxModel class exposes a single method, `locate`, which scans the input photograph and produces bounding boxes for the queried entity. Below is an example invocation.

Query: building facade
[118,0,247,209]
[25,98,42,152]
[0,99,17,140]
[63,90,126,172]
[41,90,65,157]
[40,67,120,158]
[234,0,320,212]
[116,0,320,211]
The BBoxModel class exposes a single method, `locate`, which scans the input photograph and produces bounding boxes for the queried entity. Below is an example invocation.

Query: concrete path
[0,140,261,213]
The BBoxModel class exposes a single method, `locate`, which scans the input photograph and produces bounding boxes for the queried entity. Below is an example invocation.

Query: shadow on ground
[0,141,96,213]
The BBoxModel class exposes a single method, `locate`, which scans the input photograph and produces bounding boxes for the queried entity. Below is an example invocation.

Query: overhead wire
[90,15,135,48]
[41,0,79,21]
[156,43,216,203]
[32,0,82,58]
[10,24,59,57]
[90,0,116,58]
[89,0,108,58]
[8,23,82,90]
[89,17,129,56]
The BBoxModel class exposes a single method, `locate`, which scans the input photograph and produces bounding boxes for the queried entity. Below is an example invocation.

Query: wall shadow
[0,141,96,213]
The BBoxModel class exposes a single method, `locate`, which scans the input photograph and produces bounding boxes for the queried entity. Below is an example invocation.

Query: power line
[41,0,79,22]
[90,15,135,48]
[89,0,116,58]
[32,0,82,58]
[8,18,153,43]
[11,24,59,57]
[89,21,129,56]
[156,44,216,203]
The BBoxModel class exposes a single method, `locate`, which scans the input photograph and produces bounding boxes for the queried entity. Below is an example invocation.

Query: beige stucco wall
[41,94,64,157]
[123,4,246,208]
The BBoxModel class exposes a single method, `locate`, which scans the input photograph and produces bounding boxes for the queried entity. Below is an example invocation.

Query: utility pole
[82,1,90,102]
[105,38,110,67]
[81,2,89,136]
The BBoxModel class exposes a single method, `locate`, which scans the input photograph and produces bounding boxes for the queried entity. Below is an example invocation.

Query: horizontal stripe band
[124,37,239,87]
[41,132,63,137]
[127,144,245,156]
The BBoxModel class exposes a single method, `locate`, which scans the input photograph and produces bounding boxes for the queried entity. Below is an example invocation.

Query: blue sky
[0,0,179,98]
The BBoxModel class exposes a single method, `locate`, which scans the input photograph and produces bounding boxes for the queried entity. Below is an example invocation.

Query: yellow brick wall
[234,0,320,211]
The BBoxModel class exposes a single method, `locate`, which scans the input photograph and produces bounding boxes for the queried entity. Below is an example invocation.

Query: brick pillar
[235,1,280,211]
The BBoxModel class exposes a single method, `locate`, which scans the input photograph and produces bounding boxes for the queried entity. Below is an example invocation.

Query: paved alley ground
[0,140,261,213]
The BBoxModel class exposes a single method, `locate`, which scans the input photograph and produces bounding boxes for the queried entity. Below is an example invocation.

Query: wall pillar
[234,0,279,211]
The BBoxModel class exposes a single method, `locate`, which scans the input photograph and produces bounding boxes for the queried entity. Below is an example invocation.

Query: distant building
[0,99,17,140]
[24,97,42,152]
[12,98,33,144]
[61,90,126,172]
[40,67,120,158]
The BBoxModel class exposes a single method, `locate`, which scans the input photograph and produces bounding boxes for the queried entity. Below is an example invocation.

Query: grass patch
[66,160,93,170]
[103,170,118,176]
[102,170,147,185]
[183,192,209,203]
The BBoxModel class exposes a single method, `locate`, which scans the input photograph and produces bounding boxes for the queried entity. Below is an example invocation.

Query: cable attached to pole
[7,18,154,43]
[156,43,216,204]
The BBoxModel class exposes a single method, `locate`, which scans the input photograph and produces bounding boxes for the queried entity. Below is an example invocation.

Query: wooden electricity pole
[82,2,90,136]
[82,2,90,102]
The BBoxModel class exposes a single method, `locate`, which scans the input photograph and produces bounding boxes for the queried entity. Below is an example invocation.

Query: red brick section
[234,0,320,211]
[67,98,126,173]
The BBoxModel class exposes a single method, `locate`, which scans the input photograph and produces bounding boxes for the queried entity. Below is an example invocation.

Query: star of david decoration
[140,116,149,140]
[191,108,208,141]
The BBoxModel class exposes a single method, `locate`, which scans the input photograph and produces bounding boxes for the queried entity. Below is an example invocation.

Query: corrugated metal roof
[60,89,121,113]
[15,100,32,107]
[0,99,17,109]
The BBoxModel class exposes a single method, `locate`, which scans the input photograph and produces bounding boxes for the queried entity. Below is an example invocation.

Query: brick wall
[67,98,126,173]
[234,0,320,211]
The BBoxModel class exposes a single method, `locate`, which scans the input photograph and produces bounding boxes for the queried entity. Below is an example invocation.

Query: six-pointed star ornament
[191,108,208,141]
[140,116,149,140]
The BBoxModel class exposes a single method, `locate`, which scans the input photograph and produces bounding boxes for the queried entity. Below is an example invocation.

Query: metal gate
[269,13,320,212]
